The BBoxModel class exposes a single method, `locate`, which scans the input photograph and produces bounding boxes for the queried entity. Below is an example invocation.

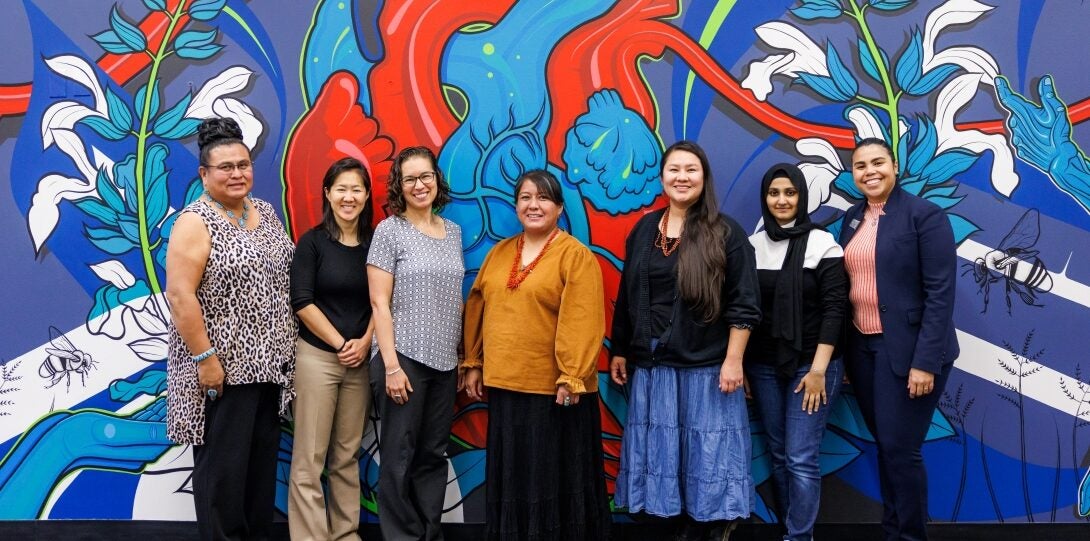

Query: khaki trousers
[288,339,370,540]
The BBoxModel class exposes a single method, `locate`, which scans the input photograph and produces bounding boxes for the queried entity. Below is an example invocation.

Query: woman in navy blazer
[838,138,959,541]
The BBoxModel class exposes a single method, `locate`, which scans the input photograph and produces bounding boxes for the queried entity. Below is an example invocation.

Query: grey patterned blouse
[368,215,464,371]
[167,198,297,445]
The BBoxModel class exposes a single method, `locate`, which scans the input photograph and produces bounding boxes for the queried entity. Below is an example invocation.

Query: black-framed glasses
[401,171,437,187]
[203,160,252,174]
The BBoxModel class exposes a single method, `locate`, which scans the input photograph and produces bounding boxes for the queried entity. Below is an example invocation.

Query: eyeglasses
[203,160,252,174]
[401,171,437,187]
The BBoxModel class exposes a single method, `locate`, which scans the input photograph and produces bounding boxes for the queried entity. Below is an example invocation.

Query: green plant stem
[134,2,187,294]
[848,2,902,159]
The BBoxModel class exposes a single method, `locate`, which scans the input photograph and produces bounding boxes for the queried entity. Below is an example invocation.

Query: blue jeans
[747,360,843,541]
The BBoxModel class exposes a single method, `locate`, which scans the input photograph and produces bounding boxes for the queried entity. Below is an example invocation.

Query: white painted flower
[30,57,127,253]
[132,295,170,337]
[85,260,147,339]
[796,138,852,212]
[935,73,1018,196]
[795,79,1019,206]
[40,55,108,148]
[922,0,999,82]
[27,127,106,253]
[89,260,136,289]
[742,22,828,101]
[84,263,168,345]
[185,66,263,149]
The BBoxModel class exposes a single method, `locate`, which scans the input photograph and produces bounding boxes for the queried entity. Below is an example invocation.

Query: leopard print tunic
[166,198,297,445]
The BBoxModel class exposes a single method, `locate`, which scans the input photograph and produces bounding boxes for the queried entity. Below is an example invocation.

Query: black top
[611,208,762,368]
[290,228,372,352]
[746,258,846,371]
[648,243,678,337]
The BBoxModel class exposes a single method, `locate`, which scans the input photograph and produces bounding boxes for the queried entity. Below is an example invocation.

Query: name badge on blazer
[849,218,860,230]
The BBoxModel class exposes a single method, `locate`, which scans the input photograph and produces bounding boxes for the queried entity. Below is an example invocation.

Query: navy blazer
[838,186,959,376]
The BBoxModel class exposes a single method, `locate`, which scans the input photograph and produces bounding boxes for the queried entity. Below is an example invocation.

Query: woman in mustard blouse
[462,169,610,540]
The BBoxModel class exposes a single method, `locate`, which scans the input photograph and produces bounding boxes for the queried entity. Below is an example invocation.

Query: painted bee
[963,208,1053,314]
[40,326,97,391]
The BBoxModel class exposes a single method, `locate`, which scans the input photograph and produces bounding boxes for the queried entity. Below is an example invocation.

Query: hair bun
[197,117,244,151]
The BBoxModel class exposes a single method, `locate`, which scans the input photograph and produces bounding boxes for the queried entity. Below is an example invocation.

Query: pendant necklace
[205,191,251,228]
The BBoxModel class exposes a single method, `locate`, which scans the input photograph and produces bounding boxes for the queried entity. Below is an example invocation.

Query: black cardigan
[611,208,762,368]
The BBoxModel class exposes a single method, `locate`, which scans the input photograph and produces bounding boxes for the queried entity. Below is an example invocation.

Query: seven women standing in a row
[167,121,956,541]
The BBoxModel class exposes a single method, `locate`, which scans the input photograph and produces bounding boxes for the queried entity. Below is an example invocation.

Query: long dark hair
[316,157,374,243]
[385,146,451,215]
[197,117,247,165]
[665,140,729,322]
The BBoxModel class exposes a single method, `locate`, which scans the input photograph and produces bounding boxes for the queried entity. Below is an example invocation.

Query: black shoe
[671,521,708,541]
[706,519,738,541]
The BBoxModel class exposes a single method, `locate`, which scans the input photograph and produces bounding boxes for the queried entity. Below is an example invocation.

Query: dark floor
[1,521,1088,540]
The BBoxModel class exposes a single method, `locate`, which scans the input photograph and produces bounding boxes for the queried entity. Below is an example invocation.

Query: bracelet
[385,367,402,376]
[339,340,348,352]
[191,347,216,363]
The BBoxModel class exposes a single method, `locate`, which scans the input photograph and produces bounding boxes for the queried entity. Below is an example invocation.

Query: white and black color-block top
[746,226,847,371]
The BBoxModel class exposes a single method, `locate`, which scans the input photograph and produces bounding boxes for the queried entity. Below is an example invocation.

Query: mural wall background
[0,0,1088,524]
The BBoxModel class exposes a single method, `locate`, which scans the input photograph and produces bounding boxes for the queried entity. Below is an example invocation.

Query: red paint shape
[282,71,393,240]
[1,2,187,118]
[367,0,512,150]
[450,403,488,449]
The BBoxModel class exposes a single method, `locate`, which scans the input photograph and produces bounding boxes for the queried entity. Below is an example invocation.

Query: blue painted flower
[562,89,661,214]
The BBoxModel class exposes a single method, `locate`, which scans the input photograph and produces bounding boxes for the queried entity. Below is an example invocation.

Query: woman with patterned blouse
[462,170,611,540]
[166,117,296,540]
[367,146,464,541]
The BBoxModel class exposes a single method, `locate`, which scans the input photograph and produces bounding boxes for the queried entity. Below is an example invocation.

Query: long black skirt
[485,387,611,541]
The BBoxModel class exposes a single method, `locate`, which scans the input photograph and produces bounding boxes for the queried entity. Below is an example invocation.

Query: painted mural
[0,0,1087,524]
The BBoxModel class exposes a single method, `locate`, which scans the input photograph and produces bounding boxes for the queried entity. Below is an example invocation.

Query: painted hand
[996,74,1090,212]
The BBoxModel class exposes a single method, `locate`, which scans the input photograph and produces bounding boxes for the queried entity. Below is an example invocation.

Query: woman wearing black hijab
[744,163,847,541]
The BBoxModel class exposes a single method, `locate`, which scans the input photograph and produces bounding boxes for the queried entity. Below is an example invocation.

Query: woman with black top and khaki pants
[288,157,375,540]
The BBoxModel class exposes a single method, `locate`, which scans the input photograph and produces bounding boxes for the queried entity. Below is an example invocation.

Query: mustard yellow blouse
[462,231,604,395]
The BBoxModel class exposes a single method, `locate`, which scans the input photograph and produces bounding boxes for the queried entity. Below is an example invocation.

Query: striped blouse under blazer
[837,186,960,376]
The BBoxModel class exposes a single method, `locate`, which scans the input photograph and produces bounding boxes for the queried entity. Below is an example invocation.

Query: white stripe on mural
[955,330,1090,420]
[0,303,159,445]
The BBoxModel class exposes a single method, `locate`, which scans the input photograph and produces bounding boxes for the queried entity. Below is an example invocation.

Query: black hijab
[760,164,816,373]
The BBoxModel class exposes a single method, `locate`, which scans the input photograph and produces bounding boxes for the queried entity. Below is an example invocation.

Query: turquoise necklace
[205,191,251,228]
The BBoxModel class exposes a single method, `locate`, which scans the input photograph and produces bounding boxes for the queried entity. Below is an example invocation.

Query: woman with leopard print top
[166,117,296,540]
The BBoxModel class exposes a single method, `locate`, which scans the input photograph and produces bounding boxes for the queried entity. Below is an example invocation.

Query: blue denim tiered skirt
[614,364,753,521]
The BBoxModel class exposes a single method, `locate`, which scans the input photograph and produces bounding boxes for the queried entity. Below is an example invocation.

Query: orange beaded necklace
[507,228,562,289]
[654,211,682,256]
